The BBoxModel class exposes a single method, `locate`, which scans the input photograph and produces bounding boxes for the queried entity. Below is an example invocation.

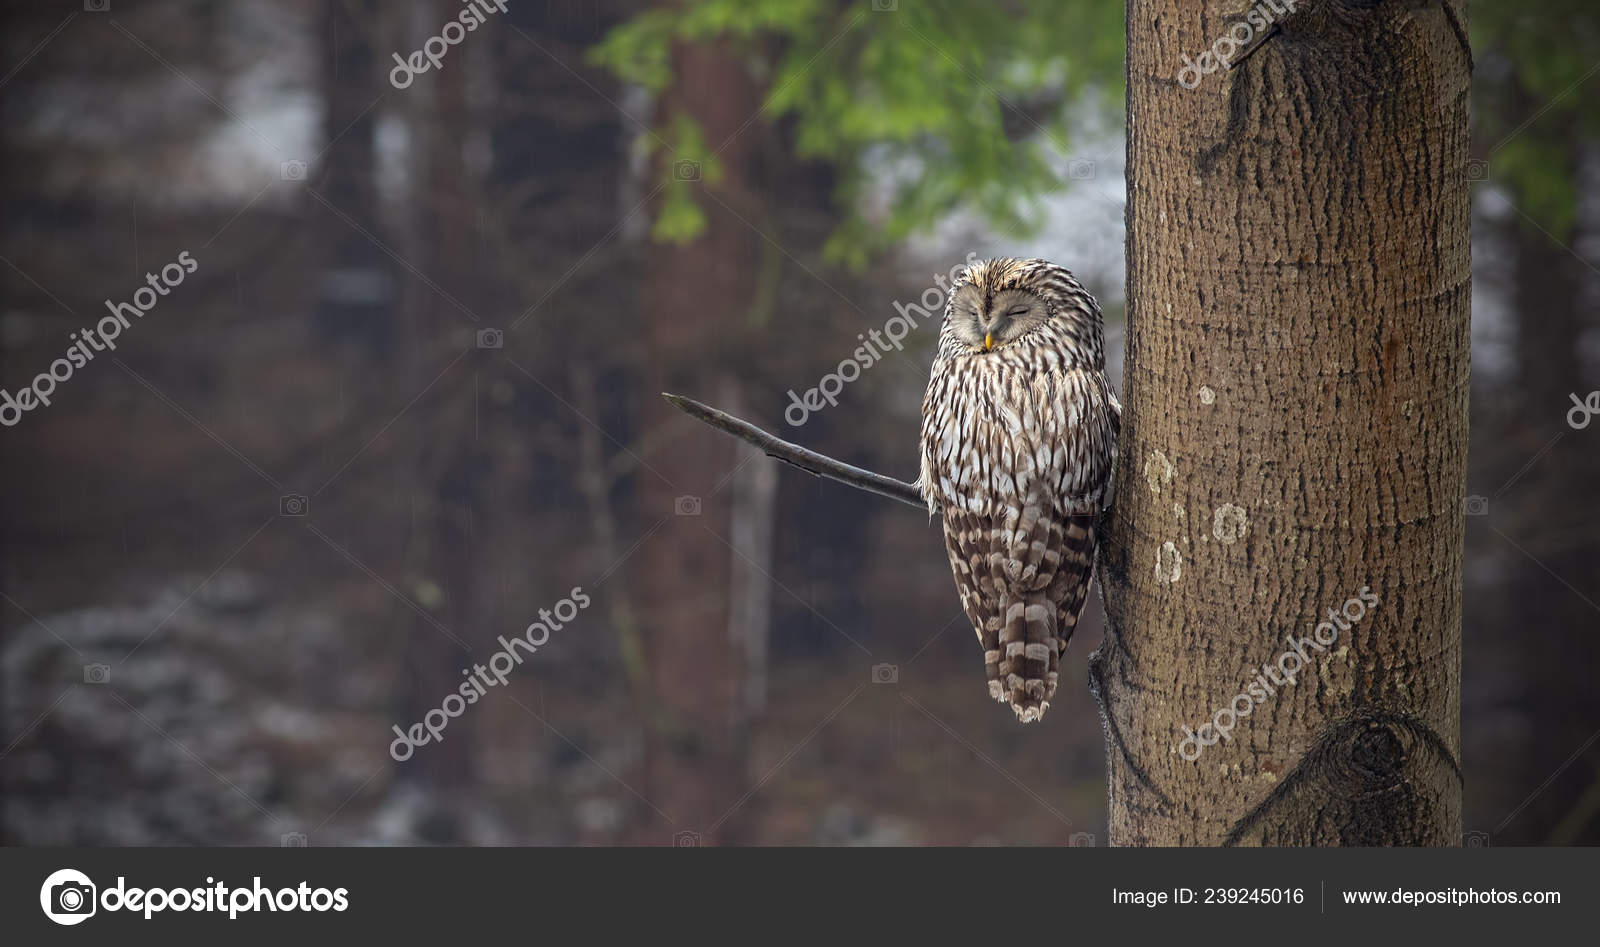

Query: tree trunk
[1092,0,1471,845]
[722,381,779,720]
[634,39,762,845]
[387,0,489,839]
[1497,159,1600,843]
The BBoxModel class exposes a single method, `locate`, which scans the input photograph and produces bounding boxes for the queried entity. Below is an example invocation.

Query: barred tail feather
[993,594,1060,722]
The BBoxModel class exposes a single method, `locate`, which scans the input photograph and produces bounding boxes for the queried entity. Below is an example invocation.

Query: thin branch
[661,393,931,513]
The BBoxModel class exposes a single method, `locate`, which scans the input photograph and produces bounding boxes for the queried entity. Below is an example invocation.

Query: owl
[918,258,1120,722]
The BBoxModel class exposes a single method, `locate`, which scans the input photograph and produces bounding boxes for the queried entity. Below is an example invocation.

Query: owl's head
[942,258,1104,367]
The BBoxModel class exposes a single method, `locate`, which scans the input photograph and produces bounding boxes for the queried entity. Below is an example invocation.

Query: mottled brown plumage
[918,258,1120,722]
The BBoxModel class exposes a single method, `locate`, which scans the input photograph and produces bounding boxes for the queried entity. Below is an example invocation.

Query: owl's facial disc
[949,285,1047,353]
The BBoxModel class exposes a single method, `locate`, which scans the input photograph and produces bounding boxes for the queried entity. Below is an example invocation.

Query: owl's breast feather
[920,356,1115,518]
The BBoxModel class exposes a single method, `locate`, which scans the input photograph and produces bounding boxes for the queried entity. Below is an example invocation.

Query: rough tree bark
[1091,0,1471,845]
[663,0,1471,846]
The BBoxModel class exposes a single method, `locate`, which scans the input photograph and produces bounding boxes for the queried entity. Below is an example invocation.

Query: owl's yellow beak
[983,333,994,351]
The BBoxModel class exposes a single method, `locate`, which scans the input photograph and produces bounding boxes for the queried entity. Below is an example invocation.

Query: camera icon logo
[476,328,504,349]
[84,0,110,11]
[1464,830,1490,848]
[40,868,96,925]
[870,663,898,684]
[871,0,899,10]
[280,494,309,517]
[83,663,111,684]
[672,159,701,182]
[674,495,702,516]
[1462,494,1489,517]
[1466,158,1489,182]
[673,830,702,847]
[1068,832,1096,847]
[1066,158,1097,180]
[281,831,309,847]
[280,159,308,181]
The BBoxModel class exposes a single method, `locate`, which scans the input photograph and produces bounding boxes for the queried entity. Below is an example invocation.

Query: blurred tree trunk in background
[315,0,391,354]
[1094,0,1470,845]
[633,39,763,845]
[487,0,649,843]
[1502,156,1600,842]
[374,0,491,838]
[724,380,779,720]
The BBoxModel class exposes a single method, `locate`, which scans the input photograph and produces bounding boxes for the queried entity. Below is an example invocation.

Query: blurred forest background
[1,0,1596,846]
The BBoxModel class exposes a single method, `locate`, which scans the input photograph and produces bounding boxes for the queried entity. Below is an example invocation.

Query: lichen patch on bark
[1155,541,1183,583]
[1213,503,1249,544]
[1145,449,1175,496]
